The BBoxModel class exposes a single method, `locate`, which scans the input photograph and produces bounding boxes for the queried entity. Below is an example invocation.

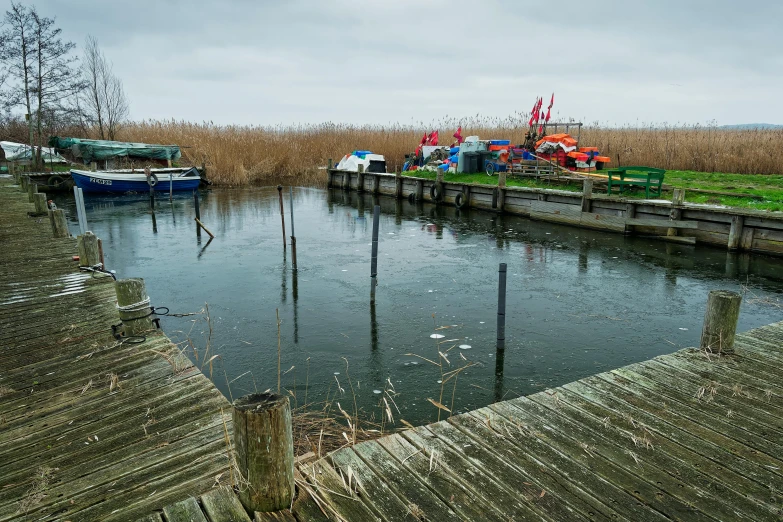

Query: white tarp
[336,153,385,172]
[0,141,67,164]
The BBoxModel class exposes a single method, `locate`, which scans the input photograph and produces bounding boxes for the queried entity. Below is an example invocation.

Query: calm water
[52,187,783,424]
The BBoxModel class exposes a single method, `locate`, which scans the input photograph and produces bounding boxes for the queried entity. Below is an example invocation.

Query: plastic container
[489,139,510,146]
[578,147,598,153]
[450,147,460,154]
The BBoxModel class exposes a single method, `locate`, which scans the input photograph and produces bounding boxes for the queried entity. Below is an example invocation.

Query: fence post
[78,231,101,267]
[233,393,295,513]
[700,290,742,354]
[497,263,507,351]
[49,209,69,238]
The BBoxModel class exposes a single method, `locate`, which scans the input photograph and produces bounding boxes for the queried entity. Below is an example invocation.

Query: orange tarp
[535,133,578,149]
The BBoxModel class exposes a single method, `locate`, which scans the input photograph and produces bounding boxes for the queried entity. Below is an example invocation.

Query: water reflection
[49,186,783,425]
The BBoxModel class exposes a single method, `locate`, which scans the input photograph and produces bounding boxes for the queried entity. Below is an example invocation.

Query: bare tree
[30,7,84,167]
[81,35,128,140]
[0,2,35,153]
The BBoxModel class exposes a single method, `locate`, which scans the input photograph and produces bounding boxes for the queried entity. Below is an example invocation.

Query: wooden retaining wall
[328,170,783,257]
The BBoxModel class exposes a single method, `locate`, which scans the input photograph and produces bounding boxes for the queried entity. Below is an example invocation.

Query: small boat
[70,167,203,194]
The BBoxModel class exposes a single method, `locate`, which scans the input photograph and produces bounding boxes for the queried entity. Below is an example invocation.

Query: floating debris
[373,389,382,394]
[430,334,445,339]
[459,344,472,350]
[679,327,688,331]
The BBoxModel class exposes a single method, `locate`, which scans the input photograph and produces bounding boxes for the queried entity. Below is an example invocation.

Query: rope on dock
[116,296,151,312]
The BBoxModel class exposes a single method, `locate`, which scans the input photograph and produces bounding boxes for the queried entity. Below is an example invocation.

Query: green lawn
[405,169,783,212]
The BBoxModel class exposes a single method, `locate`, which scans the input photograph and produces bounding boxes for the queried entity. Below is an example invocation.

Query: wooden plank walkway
[0,178,232,521]
[293,323,783,521]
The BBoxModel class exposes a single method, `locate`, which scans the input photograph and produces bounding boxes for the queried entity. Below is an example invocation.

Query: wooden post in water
[370,204,380,303]
[357,164,365,193]
[232,393,294,513]
[700,290,742,354]
[373,173,380,194]
[277,185,286,249]
[497,263,507,351]
[169,173,173,201]
[581,179,593,212]
[289,186,297,269]
[27,179,37,202]
[667,188,685,237]
[32,192,47,215]
[395,171,403,199]
[49,209,69,238]
[193,190,201,239]
[114,278,155,336]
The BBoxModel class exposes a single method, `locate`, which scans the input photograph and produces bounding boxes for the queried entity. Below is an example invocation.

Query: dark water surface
[52,187,783,424]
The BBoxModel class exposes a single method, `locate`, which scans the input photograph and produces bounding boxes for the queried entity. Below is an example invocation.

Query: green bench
[606,166,665,199]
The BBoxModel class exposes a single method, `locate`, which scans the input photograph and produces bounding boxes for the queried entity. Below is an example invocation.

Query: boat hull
[71,170,201,193]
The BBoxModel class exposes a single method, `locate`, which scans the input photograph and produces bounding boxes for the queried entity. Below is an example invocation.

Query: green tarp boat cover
[48,137,181,163]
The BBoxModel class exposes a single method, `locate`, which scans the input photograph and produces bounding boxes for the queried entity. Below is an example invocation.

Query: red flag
[528,98,539,127]
[429,130,439,146]
[453,126,463,144]
[420,133,427,145]
[547,93,554,110]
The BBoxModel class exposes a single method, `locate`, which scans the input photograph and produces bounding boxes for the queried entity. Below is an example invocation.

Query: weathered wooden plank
[134,513,164,522]
[254,509,297,521]
[299,459,381,521]
[525,389,778,520]
[402,426,552,521]
[374,434,498,521]
[201,487,253,522]
[162,497,209,522]
[330,447,422,521]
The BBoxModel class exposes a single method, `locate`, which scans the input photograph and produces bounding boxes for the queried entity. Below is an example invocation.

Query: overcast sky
[16,0,783,126]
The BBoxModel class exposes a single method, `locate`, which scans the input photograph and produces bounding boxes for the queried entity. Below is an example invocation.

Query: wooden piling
[193,190,201,238]
[727,215,744,251]
[370,205,380,303]
[49,209,69,238]
[667,188,685,237]
[232,393,295,513]
[32,192,47,215]
[289,186,297,268]
[20,175,28,191]
[497,263,507,351]
[373,173,380,194]
[115,278,155,336]
[277,185,286,249]
[27,179,37,202]
[395,171,403,199]
[581,179,593,213]
[78,231,101,267]
[700,290,742,354]
[624,202,636,235]
[416,180,424,201]
[357,164,365,193]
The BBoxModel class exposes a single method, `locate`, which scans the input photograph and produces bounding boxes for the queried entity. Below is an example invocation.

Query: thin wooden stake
[370,205,380,303]
[277,185,286,249]
[497,263,507,351]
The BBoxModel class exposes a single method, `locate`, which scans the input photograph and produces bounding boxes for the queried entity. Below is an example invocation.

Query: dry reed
[110,119,783,186]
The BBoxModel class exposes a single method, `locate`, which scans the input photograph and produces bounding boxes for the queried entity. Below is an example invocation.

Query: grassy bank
[407,170,783,212]
[113,120,782,186]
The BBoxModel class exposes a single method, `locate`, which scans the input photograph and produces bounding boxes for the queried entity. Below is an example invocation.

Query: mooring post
[73,186,86,234]
[149,181,155,211]
[497,263,507,351]
[667,188,685,237]
[27,179,37,202]
[395,171,403,199]
[193,189,201,239]
[357,164,365,193]
[49,209,69,238]
[373,173,380,194]
[289,186,297,269]
[32,192,47,215]
[727,215,744,251]
[232,393,295,513]
[370,204,380,303]
[78,231,100,267]
[700,290,742,354]
[20,175,28,191]
[581,179,593,213]
[169,172,173,202]
[327,158,334,188]
[416,180,424,201]
[277,185,286,249]
[114,278,155,336]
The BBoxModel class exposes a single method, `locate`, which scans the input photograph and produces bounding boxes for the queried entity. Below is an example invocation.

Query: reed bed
[115,119,783,186]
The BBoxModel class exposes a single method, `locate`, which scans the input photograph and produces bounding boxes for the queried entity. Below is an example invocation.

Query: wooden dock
[3,174,782,521]
[0,177,231,521]
[329,169,783,257]
[293,322,783,521]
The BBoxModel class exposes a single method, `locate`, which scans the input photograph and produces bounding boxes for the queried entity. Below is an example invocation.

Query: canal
[52,187,783,425]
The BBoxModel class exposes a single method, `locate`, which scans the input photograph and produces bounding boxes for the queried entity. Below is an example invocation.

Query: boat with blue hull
[70,168,202,194]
